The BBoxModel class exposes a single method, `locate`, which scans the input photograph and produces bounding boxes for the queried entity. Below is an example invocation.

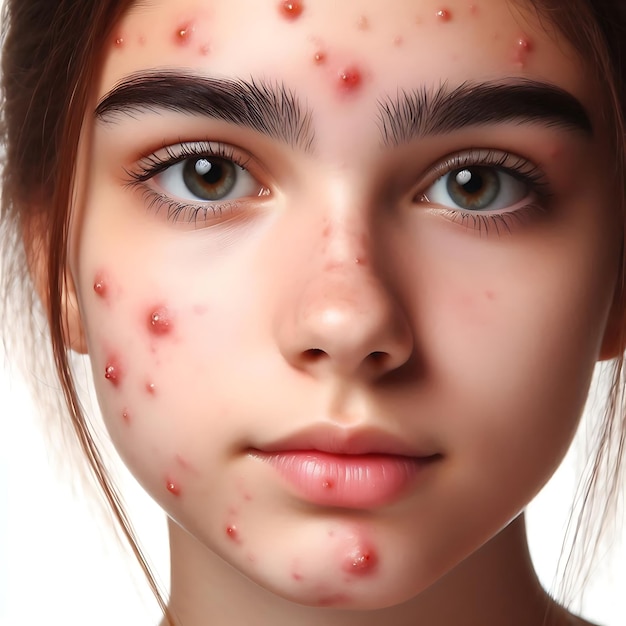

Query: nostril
[370,351,387,363]
[305,348,326,360]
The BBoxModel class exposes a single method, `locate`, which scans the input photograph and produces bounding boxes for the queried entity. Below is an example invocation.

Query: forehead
[98,0,594,127]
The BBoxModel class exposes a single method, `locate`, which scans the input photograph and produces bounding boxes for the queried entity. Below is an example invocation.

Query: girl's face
[70,0,621,609]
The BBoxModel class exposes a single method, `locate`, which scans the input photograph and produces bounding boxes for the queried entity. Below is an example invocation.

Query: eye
[423,165,530,212]
[153,155,261,203]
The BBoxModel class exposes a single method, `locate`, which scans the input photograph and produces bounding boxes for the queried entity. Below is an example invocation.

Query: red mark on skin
[322,478,334,489]
[104,359,122,387]
[114,35,124,47]
[393,35,404,47]
[436,8,452,21]
[199,43,211,56]
[93,274,108,298]
[514,36,533,66]
[138,35,146,46]
[146,382,157,395]
[193,304,208,316]
[485,290,496,301]
[469,3,479,14]
[338,67,363,91]
[122,408,131,424]
[342,545,378,576]
[357,15,370,30]
[226,525,241,543]
[313,50,327,65]
[148,306,173,336]
[292,571,304,581]
[175,454,199,475]
[166,479,181,496]
[279,1,304,19]
[174,23,194,46]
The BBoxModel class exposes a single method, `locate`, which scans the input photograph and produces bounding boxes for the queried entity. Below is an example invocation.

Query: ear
[24,214,89,355]
[599,280,626,361]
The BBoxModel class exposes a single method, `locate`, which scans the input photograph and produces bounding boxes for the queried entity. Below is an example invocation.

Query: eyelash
[125,143,552,234]
[125,141,260,223]
[420,149,552,234]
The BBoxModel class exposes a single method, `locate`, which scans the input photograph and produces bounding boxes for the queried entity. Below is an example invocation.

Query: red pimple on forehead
[338,67,363,91]
[148,306,173,336]
[174,22,194,45]
[514,36,533,67]
[279,1,304,20]
[436,8,452,21]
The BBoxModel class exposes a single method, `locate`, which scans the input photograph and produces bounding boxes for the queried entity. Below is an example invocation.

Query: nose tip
[277,268,414,381]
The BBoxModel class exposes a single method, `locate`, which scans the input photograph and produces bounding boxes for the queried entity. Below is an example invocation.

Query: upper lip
[252,424,440,458]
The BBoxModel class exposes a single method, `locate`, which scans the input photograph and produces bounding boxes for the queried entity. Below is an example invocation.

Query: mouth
[250,426,442,509]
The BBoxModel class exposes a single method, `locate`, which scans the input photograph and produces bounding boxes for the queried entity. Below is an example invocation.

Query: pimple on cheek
[166,478,181,496]
[145,382,157,395]
[122,408,132,424]
[337,66,363,92]
[226,525,242,544]
[147,305,174,337]
[436,8,452,22]
[104,357,123,387]
[93,273,109,299]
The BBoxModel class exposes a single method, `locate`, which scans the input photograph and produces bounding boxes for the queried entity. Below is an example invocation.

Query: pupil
[456,168,483,194]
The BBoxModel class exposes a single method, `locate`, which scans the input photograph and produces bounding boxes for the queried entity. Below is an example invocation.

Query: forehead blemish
[338,66,363,92]
[279,1,304,20]
[104,358,122,387]
[166,478,181,496]
[436,8,452,22]
[514,36,533,67]
[174,22,195,46]
[148,305,174,336]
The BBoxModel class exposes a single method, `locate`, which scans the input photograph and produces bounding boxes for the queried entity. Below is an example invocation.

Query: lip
[251,426,441,509]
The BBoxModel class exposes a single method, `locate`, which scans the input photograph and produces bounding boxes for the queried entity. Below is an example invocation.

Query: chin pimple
[279,1,304,20]
[338,66,363,92]
[148,306,174,336]
[104,359,122,387]
[436,8,452,22]
[122,408,131,424]
[146,381,157,395]
[313,50,327,64]
[342,544,378,576]
[166,478,181,496]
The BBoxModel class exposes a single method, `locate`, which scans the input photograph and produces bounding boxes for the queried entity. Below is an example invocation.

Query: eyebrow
[377,80,593,147]
[95,71,314,151]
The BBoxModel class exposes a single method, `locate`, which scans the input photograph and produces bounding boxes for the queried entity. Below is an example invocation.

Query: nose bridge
[275,199,414,380]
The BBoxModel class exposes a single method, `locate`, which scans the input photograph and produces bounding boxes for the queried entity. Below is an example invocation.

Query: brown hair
[1,0,625,621]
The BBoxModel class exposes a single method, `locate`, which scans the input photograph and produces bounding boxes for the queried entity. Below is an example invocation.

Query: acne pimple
[279,1,304,20]
[322,479,334,489]
[199,43,212,56]
[338,67,363,92]
[393,35,404,47]
[114,35,124,47]
[122,408,131,424]
[104,360,122,387]
[292,571,304,581]
[514,36,533,66]
[148,306,173,336]
[166,479,181,496]
[93,274,108,298]
[436,8,452,22]
[342,544,378,576]
[174,22,194,46]
[226,525,241,543]
[469,3,479,14]
[313,50,327,65]
[146,382,157,395]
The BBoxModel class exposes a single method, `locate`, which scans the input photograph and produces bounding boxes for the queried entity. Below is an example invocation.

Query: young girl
[2,0,625,625]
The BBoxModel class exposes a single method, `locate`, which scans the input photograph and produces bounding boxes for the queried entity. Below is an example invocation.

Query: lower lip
[254,450,434,509]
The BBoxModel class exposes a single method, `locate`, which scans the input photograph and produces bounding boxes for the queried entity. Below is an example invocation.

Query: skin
[63,0,621,624]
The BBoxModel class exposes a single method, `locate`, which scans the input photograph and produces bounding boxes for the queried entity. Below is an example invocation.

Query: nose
[274,214,415,382]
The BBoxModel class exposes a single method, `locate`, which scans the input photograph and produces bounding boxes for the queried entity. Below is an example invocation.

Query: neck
[162,513,567,626]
